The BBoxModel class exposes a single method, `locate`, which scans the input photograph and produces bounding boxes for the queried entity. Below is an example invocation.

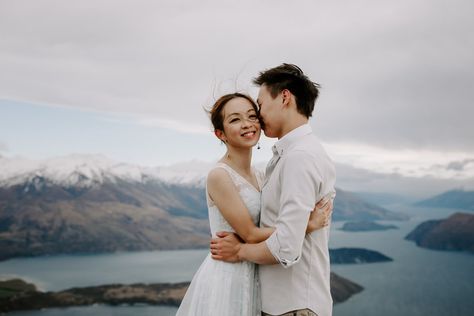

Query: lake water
[1,205,473,316]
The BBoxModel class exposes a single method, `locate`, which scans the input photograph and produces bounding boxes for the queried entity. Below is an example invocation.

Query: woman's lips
[241,131,256,138]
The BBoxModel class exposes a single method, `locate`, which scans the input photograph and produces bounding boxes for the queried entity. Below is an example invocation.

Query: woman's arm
[306,195,334,234]
[207,168,274,244]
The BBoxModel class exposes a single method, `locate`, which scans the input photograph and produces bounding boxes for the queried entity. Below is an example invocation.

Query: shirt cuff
[265,231,301,268]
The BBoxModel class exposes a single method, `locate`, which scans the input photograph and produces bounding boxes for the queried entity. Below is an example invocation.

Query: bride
[176,93,332,316]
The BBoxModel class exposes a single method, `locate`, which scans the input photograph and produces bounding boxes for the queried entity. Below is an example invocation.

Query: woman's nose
[241,119,251,128]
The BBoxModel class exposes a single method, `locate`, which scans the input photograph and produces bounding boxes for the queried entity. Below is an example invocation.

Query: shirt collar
[272,124,312,156]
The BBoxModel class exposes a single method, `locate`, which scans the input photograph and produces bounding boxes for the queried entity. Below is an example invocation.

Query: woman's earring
[257,142,261,150]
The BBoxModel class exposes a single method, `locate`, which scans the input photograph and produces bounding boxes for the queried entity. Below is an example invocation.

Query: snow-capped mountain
[0,154,213,261]
[0,153,409,261]
[154,160,214,187]
[0,154,210,189]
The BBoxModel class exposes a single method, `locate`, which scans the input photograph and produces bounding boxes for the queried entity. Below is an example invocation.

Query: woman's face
[219,97,261,148]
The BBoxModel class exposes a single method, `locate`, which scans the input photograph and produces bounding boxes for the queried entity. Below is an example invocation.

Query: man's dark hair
[253,63,320,118]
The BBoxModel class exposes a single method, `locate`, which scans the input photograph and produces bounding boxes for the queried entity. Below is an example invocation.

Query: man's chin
[263,129,277,138]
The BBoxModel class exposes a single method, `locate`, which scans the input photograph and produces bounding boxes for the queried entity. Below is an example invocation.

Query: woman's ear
[214,129,226,143]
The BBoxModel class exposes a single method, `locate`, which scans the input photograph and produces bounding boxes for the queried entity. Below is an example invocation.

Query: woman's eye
[230,118,239,123]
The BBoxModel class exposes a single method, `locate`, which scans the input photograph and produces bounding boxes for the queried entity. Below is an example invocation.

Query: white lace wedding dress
[176,162,263,316]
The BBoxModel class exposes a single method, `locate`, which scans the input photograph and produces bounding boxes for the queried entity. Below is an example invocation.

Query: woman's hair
[253,63,320,118]
[207,93,259,132]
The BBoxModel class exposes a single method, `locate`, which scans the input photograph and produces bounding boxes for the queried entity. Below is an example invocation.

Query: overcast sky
[1,0,473,186]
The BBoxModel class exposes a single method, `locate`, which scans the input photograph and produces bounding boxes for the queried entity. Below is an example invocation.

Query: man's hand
[210,231,242,263]
[306,195,334,234]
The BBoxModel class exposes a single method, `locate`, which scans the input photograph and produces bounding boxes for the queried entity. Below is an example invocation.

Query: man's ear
[281,89,291,107]
[214,129,226,143]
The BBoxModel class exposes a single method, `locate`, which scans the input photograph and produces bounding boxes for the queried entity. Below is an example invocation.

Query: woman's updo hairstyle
[207,93,259,132]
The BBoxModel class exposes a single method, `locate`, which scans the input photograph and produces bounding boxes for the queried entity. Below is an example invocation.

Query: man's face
[257,85,284,138]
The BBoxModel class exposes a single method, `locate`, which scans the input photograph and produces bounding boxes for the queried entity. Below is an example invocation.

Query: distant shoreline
[0,279,188,313]
[0,274,363,313]
[0,246,210,263]
[0,245,392,264]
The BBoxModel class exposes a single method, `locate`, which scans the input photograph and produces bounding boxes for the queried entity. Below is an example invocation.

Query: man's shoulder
[281,139,325,174]
[290,133,326,156]
[287,135,335,174]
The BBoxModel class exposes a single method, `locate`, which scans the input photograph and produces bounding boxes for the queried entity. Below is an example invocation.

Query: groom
[211,63,336,316]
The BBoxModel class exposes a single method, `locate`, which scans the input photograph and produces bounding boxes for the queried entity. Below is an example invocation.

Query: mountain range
[332,189,408,221]
[415,189,474,211]
[0,154,407,261]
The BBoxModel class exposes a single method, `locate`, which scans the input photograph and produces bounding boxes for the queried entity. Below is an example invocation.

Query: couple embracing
[176,64,336,316]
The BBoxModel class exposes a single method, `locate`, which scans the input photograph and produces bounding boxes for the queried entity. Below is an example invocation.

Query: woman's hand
[210,231,243,263]
[306,195,333,234]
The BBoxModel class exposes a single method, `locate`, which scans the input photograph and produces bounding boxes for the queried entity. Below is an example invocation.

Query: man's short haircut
[253,63,320,118]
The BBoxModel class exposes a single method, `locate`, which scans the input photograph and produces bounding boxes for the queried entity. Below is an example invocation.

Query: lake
[1,205,473,316]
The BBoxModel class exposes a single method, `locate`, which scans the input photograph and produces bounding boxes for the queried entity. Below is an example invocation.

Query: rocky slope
[405,212,474,253]
[0,175,211,261]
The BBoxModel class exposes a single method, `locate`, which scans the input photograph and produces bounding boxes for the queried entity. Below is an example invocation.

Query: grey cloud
[446,159,474,171]
[424,158,474,180]
[0,0,473,153]
[0,141,8,153]
[335,162,474,199]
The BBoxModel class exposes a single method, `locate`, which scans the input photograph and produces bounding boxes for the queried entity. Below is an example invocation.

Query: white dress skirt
[176,163,263,316]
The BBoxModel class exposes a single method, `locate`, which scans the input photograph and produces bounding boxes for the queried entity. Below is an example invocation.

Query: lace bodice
[206,163,263,237]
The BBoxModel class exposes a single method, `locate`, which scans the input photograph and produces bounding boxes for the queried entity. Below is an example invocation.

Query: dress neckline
[216,162,261,193]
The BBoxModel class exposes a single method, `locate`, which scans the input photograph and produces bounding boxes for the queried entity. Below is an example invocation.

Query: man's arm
[263,151,321,267]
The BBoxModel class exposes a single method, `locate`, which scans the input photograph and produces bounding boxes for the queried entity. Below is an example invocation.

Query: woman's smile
[241,131,257,139]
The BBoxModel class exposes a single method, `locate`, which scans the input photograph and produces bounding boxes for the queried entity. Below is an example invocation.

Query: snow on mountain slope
[0,154,211,188]
[155,160,213,187]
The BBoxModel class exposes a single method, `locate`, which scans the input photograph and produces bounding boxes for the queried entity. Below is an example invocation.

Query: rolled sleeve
[266,230,301,267]
[266,151,321,268]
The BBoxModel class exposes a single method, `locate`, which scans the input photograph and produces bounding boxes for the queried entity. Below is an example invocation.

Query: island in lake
[0,275,363,313]
[405,212,474,253]
[339,221,398,232]
[330,248,393,264]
